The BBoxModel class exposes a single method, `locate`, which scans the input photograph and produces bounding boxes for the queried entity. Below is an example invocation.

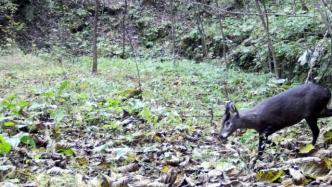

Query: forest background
[1,0,332,186]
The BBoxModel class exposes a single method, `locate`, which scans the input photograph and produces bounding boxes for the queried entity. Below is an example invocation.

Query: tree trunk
[92,0,99,74]
[215,0,228,65]
[255,0,281,78]
[170,0,176,65]
[121,0,128,59]
[292,0,296,14]
[194,2,208,58]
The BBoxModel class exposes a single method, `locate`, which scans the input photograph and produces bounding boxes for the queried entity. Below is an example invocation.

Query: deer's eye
[225,121,231,127]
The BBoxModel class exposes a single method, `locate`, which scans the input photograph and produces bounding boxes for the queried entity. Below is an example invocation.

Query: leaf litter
[1,58,332,186]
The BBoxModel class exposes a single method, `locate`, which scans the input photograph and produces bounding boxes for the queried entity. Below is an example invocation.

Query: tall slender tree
[170,0,177,65]
[255,0,281,78]
[121,0,128,59]
[215,0,227,64]
[92,0,99,74]
[194,2,207,58]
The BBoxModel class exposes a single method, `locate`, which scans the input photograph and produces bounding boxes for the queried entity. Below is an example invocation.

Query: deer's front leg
[251,133,267,169]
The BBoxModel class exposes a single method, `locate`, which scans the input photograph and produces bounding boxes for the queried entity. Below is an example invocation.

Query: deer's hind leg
[305,117,319,145]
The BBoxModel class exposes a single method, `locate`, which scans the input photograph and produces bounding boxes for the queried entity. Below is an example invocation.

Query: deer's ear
[225,101,239,117]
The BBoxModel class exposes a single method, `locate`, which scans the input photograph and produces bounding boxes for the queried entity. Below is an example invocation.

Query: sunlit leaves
[299,144,315,154]
[3,132,36,150]
[58,148,76,157]
[3,121,15,127]
[0,95,29,116]
[58,80,70,95]
[139,107,158,125]
[107,98,121,108]
[0,135,11,155]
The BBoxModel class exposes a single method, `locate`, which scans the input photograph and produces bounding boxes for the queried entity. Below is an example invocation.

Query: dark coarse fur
[219,83,332,168]
[241,83,331,134]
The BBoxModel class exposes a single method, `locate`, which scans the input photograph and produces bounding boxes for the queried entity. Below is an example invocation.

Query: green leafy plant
[139,107,158,125]
[0,135,11,155]
[58,148,76,157]
[20,135,36,149]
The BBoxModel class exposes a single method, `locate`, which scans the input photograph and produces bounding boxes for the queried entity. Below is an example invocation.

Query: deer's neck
[239,110,261,130]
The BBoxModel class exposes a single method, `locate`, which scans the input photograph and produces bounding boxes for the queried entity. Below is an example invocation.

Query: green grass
[2,51,330,185]
[0,52,279,123]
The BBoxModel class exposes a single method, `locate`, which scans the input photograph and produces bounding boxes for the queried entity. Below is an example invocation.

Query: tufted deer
[220,83,332,167]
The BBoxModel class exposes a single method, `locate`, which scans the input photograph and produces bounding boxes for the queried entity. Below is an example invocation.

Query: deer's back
[253,83,331,132]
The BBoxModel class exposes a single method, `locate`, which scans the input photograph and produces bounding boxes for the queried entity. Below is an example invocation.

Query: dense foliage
[0,0,331,81]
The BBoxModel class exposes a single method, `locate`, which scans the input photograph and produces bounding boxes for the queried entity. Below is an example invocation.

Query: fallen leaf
[256,169,285,183]
[299,143,314,154]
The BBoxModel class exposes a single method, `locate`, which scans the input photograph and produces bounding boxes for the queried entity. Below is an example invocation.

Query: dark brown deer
[220,83,332,167]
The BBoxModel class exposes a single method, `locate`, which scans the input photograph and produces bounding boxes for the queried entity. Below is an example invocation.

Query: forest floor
[1,53,332,186]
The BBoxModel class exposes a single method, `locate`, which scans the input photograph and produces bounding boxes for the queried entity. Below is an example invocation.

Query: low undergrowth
[1,52,332,186]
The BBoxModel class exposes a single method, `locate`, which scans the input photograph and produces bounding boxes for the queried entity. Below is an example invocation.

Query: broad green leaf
[4,95,16,101]
[58,148,76,156]
[0,140,11,154]
[58,80,70,95]
[299,144,314,154]
[140,107,152,120]
[18,100,29,108]
[4,121,15,127]
[41,91,55,98]
[108,99,121,108]
[139,107,157,124]
[7,132,29,148]
[0,135,11,155]
[20,135,36,149]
